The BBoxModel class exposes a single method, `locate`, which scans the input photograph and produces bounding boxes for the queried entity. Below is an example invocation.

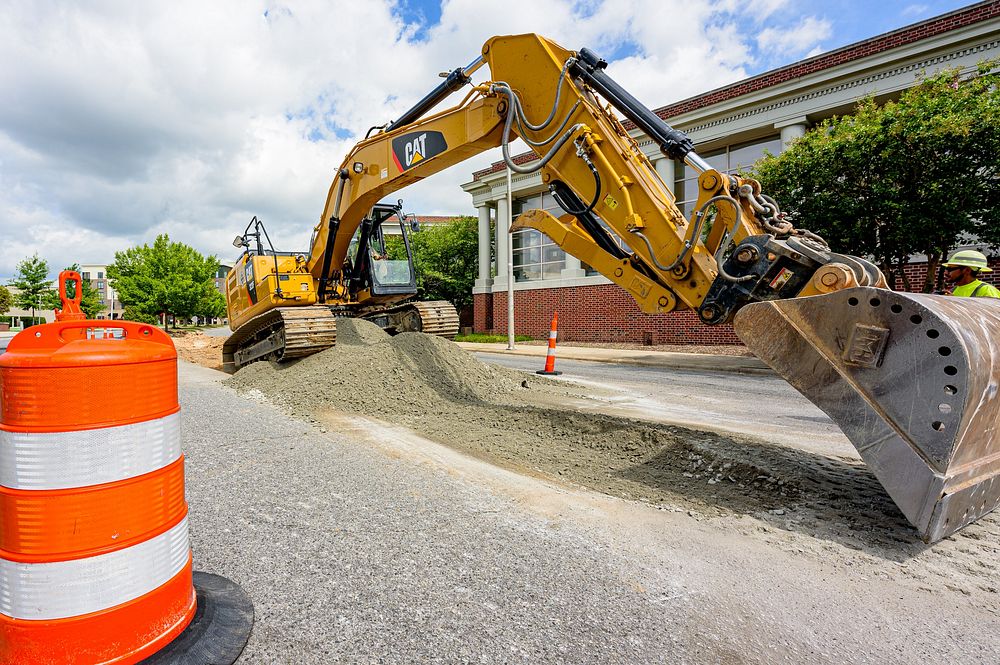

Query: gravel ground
[222,321,1000,599]
[180,362,1000,663]
[181,365,711,663]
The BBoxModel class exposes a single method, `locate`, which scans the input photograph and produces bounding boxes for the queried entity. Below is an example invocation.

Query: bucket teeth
[734,287,1000,543]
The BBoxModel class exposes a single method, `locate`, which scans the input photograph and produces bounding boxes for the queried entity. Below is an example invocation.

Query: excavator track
[223,301,457,372]
[360,300,460,338]
[222,306,337,373]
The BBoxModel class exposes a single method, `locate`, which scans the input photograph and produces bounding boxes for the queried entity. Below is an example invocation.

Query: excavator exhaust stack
[734,287,1000,543]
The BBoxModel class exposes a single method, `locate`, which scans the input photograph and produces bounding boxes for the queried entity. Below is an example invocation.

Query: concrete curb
[456,342,774,375]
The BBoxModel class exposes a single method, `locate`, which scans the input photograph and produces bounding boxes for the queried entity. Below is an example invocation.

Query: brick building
[461,2,1000,344]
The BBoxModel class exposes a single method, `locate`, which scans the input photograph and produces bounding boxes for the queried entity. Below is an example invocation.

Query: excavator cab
[345,202,418,302]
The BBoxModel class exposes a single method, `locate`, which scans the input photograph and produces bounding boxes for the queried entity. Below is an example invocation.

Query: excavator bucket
[733,287,1000,543]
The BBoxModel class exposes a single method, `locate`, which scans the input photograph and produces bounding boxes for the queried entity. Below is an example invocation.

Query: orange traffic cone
[0,271,253,665]
[536,311,562,376]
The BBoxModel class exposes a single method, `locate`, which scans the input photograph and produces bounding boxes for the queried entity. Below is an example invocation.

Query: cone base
[143,571,254,665]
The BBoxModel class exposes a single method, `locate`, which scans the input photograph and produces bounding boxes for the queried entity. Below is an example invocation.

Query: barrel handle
[54,270,86,322]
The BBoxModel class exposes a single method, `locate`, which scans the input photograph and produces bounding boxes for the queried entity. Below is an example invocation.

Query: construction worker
[942,249,1000,298]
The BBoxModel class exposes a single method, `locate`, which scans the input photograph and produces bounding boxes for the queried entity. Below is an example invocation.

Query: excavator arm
[311,34,881,317]
[306,90,506,297]
[293,33,1000,542]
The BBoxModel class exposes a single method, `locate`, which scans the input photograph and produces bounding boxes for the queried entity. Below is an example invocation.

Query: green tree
[9,254,55,321]
[752,61,1000,292]
[122,305,158,325]
[108,235,222,329]
[0,285,12,316]
[194,289,226,323]
[386,216,479,309]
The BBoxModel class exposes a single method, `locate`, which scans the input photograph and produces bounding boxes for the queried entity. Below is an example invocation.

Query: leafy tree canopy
[386,216,478,309]
[9,254,56,318]
[122,305,158,325]
[752,61,1000,292]
[0,285,13,315]
[107,235,222,328]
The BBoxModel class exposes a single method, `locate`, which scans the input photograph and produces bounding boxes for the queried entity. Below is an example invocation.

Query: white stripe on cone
[0,517,190,620]
[0,412,181,490]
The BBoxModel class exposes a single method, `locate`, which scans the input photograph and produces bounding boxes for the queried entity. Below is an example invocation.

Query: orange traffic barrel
[0,301,252,664]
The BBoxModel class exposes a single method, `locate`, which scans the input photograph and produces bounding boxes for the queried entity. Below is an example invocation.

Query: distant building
[2,284,56,327]
[79,264,123,320]
[410,214,466,228]
[72,262,233,321]
[215,263,232,295]
[382,213,466,236]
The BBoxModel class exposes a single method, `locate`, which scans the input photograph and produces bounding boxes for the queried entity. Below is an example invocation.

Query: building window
[99,299,105,306]
[81,272,90,280]
[673,136,782,218]
[97,280,105,290]
[511,192,566,281]
[97,271,104,279]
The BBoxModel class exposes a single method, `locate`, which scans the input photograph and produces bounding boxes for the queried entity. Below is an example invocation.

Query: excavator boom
[226,32,1000,541]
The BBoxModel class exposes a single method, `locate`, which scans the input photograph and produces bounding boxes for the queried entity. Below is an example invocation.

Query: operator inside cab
[943,249,1000,298]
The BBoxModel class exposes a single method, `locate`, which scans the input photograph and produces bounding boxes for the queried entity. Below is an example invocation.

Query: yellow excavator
[224,33,1000,543]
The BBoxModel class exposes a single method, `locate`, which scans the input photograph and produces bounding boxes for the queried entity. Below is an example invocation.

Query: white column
[494,196,509,288]
[475,204,493,288]
[561,252,585,278]
[776,118,808,151]
[654,158,675,195]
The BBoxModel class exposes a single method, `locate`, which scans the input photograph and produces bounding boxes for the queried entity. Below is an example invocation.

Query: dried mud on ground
[171,330,226,371]
[214,321,1000,610]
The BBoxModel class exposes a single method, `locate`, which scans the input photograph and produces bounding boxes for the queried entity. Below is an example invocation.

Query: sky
[0,0,976,280]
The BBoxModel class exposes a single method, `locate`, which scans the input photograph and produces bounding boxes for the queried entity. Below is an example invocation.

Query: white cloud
[902,4,929,17]
[756,16,832,57]
[0,0,824,280]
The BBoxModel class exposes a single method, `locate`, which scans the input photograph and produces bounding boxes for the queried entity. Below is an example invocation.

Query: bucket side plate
[733,287,1000,542]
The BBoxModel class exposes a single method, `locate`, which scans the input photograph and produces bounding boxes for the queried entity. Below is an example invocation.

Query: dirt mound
[334,317,391,346]
[221,322,1000,603]
[226,321,529,420]
[225,328,800,519]
[171,331,226,371]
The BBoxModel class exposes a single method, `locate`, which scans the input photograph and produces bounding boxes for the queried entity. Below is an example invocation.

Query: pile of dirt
[224,318,1000,601]
[228,321,531,419]
[226,319,805,518]
[171,331,226,371]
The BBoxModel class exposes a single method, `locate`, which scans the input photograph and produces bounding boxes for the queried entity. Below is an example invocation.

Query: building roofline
[472,1,999,180]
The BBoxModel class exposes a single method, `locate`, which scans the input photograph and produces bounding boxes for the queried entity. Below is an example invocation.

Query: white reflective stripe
[0,517,189,620]
[0,412,181,490]
[549,331,558,339]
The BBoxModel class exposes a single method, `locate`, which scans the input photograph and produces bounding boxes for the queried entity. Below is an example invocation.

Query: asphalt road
[474,352,853,458]
[179,362,1000,664]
